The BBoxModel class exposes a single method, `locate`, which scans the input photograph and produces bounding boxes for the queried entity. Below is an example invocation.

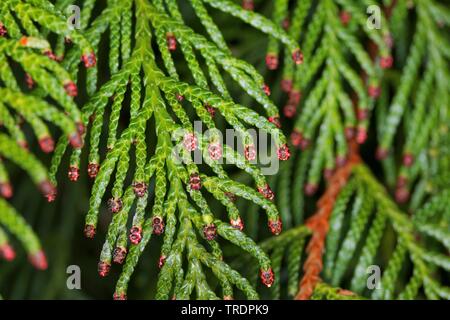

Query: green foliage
[376,0,450,203]
[233,224,311,299]
[310,282,364,300]
[267,0,392,199]
[0,0,449,301]
[240,0,449,301]
[323,164,450,299]
[261,164,450,300]
[43,0,303,299]
[0,0,91,271]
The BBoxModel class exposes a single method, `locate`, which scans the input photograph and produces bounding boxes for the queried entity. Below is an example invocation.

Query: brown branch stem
[295,141,361,300]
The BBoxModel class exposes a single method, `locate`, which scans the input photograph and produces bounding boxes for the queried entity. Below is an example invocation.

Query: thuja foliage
[243,0,449,300]
[45,0,302,300]
[275,0,392,203]
[325,164,450,299]
[0,0,92,271]
[0,0,449,300]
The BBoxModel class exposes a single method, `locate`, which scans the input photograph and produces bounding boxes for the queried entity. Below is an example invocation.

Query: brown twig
[295,141,361,300]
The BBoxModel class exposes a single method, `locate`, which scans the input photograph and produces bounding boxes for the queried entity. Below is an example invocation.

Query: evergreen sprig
[256,163,450,300]
[376,0,450,206]
[45,0,303,299]
[265,0,391,201]
[0,0,448,301]
[324,164,450,300]
[0,0,92,270]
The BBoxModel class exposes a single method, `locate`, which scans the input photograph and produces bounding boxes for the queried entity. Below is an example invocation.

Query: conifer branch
[0,0,448,301]
[0,0,92,271]
[296,141,361,299]
[376,0,450,204]
[42,0,303,299]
